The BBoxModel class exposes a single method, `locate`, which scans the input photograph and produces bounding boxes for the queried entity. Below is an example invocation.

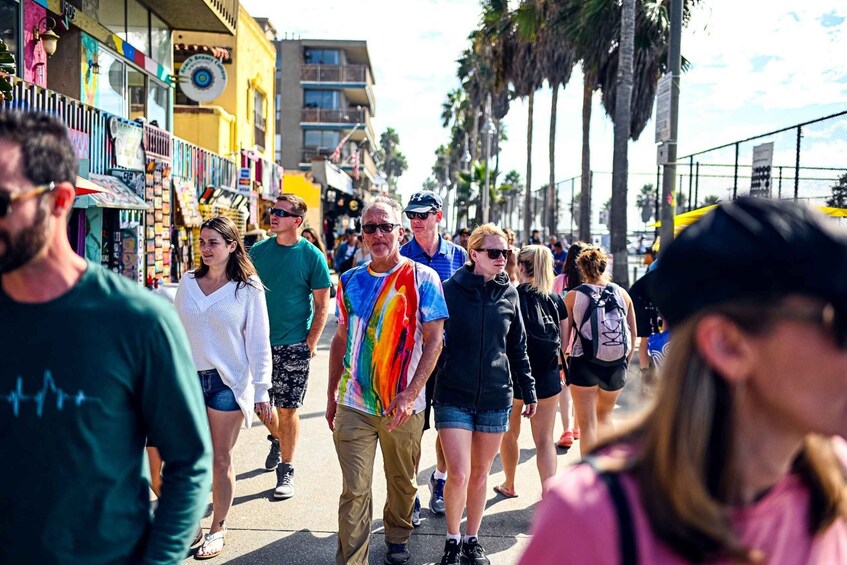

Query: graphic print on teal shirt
[336,260,448,416]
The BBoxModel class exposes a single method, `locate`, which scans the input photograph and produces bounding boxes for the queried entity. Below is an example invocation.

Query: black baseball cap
[405,190,443,213]
[651,198,847,326]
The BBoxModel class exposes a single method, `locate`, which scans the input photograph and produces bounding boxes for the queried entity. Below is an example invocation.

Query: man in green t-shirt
[0,111,212,563]
[249,193,331,500]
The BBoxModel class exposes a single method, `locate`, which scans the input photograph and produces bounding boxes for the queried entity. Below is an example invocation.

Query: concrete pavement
[183,318,648,564]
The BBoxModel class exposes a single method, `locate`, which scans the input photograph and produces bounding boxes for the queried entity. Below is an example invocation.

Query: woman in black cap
[521,198,847,564]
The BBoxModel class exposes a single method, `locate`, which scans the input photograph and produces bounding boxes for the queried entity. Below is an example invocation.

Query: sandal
[191,527,204,547]
[493,484,519,499]
[557,431,574,448]
[195,530,225,560]
[573,428,580,440]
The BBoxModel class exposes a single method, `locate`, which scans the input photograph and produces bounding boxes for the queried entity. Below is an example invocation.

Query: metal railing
[207,0,238,31]
[301,64,369,84]
[172,137,237,193]
[300,107,367,124]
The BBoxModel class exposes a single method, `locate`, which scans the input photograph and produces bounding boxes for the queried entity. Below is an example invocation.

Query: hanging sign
[178,54,227,103]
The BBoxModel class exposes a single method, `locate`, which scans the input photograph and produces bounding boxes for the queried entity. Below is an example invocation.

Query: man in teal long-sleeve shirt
[0,111,212,563]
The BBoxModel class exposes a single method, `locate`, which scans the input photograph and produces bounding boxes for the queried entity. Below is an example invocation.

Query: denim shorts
[433,403,511,433]
[199,369,240,412]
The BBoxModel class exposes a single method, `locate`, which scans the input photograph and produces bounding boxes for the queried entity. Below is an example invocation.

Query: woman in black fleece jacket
[433,224,537,565]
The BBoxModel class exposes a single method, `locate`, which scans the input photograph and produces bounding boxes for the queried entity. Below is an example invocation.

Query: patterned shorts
[270,341,312,408]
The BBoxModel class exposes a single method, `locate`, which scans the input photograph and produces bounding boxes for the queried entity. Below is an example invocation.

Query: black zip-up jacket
[435,265,537,410]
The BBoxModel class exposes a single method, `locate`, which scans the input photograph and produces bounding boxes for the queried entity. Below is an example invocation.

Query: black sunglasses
[361,223,400,234]
[405,211,435,220]
[269,208,302,219]
[0,182,56,218]
[723,302,847,350]
[477,248,512,260]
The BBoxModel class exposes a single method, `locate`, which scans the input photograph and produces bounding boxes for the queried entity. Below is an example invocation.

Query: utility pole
[659,0,682,249]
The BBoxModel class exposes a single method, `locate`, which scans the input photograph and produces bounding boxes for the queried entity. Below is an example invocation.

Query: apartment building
[275,38,378,193]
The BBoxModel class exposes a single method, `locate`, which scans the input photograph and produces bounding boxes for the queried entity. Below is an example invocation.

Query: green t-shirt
[249,236,332,346]
[0,262,212,564]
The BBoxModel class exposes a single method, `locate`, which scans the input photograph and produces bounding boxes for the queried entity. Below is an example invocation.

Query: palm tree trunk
[611,0,635,287]
[548,83,558,237]
[523,92,534,242]
[579,75,592,242]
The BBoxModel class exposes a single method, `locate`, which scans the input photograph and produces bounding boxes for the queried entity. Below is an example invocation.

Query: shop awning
[73,174,150,210]
[76,176,106,196]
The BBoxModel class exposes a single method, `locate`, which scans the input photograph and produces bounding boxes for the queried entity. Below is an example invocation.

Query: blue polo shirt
[400,236,468,282]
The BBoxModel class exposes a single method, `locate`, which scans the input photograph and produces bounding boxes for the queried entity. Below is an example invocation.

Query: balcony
[300,107,375,144]
[143,0,238,35]
[300,64,375,114]
[302,147,335,163]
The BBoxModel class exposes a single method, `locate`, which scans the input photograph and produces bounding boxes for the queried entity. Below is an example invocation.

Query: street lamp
[480,94,495,224]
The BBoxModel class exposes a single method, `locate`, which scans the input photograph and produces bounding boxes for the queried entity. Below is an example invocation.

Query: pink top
[552,274,568,297]
[520,441,847,564]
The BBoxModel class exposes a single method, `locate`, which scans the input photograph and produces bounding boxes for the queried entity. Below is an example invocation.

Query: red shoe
[557,431,574,448]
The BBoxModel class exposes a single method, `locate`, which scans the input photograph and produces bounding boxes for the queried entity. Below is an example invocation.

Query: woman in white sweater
[174,216,273,559]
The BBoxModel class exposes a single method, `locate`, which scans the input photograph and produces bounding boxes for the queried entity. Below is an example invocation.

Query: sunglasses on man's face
[269,208,302,219]
[405,211,435,220]
[0,182,56,218]
[477,248,512,260]
[361,223,400,235]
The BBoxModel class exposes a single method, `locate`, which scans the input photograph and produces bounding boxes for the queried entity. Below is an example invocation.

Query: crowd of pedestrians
[3,111,847,565]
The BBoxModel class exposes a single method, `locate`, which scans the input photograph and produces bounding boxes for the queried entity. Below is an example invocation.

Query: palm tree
[635,183,656,223]
[536,0,576,238]
[609,0,635,286]
[700,194,720,207]
[373,128,408,195]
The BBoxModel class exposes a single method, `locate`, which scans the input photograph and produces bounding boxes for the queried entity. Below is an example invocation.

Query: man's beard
[0,205,50,274]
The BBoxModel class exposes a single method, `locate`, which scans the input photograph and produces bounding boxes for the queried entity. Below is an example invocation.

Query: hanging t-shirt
[0,262,211,563]
[250,236,332,346]
[336,258,448,416]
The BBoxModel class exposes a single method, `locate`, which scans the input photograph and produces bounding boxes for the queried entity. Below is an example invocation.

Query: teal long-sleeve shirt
[0,262,212,564]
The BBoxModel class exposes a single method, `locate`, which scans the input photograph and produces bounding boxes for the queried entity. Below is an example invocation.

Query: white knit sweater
[174,273,272,427]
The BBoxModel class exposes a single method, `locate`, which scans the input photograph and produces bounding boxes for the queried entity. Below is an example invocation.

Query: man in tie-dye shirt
[327,197,448,565]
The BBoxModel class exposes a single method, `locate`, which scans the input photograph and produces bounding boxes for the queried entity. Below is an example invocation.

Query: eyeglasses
[269,208,302,219]
[477,248,512,260]
[405,211,435,220]
[0,182,56,218]
[361,223,400,234]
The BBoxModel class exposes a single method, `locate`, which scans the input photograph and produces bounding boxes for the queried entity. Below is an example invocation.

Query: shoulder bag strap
[584,457,638,565]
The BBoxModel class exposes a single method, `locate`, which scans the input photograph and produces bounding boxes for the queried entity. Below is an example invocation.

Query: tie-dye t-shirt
[336,258,449,416]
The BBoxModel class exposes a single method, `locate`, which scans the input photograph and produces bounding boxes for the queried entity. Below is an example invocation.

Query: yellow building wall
[283,174,322,231]
[173,107,236,157]
[172,5,276,162]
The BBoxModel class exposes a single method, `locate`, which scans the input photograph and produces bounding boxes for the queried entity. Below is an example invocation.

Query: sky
[242,0,847,232]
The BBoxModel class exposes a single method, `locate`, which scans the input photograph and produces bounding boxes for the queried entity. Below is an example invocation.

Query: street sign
[657,143,671,166]
[750,142,774,197]
[655,74,673,144]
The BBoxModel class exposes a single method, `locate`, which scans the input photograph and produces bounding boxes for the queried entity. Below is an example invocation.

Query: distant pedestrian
[563,246,637,453]
[249,194,332,500]
[522,198,847,564]
[400,190,468,525]
[334,228,358,274]
[174,216,273,559]
[457,227,470,249]
[0,110,212,563]
[435,224,536,565]
[530,229,542,245]
[551,241,567,275]
[327,197,448,565]
[497,245,567,498]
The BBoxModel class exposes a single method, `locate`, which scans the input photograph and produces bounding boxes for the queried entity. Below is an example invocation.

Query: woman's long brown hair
[193,216,258,294]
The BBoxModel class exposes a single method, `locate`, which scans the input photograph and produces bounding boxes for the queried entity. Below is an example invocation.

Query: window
[254,90,266,150]
[303,90,340,109]
[148,80,168,128]
[126,0,150,56]
[304,49,340,65]
[99,50,127,117]
[98,0,126,40]
[150,12,171,68]
[127,67,145,121]
[0,0,20,77]
[303,130,340,148]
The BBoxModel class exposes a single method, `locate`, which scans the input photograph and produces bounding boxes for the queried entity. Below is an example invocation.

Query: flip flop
[493,484,519,499]
[195,530,225,560]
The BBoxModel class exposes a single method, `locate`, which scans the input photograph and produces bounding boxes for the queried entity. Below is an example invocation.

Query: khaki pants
[333,405,423,565]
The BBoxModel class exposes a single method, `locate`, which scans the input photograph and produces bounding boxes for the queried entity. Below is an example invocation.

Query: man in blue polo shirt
[400,190,467,526]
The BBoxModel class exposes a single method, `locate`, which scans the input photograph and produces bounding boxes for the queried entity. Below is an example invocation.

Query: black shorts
[514,368,562,401]
[270,341,312,408]
[422,374,436,432]
[567,356,627,392]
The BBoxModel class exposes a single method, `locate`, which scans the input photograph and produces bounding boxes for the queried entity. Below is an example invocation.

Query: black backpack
[574,283,630,366]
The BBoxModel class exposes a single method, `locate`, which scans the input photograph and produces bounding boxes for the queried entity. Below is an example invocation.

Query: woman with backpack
[563,246,636,453]
[521,198,847,564]
[495,245,568,499]
[552,242,589,448]
[435,224,536,565]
